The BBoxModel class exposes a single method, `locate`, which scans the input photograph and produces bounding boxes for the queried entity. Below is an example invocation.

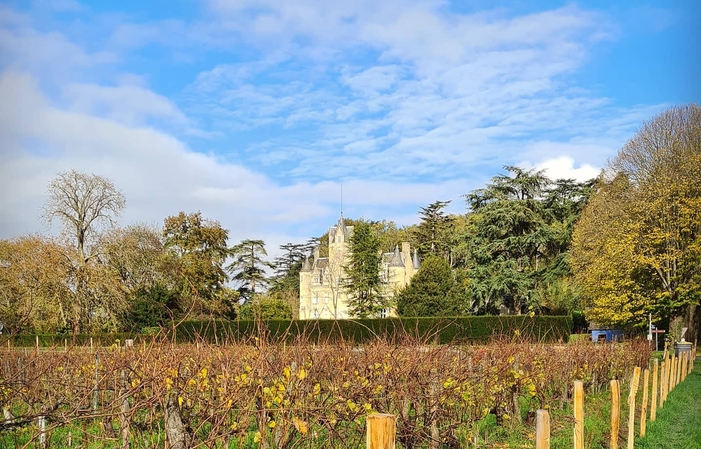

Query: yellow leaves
[313,383,321,395]
[292,417,308,435]
[164,377,173,390]
[297,368,308,380]
[346,399,357,412]
[283,366,291,380]
[178,396,183,407]
[198,367,208,380]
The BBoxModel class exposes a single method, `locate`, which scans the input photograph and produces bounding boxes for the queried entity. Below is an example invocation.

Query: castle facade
[299,216,419,319]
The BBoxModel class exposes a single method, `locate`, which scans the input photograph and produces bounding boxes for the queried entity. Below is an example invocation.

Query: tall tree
[269,242,308,318]
[413,201,453,260]
[42,170,126,334]
[227,239,274,303]
[344,221,388,318]
[573,104,701,339]
[43,170,126,263]
[163,212,229,309]
[463,166,553,314]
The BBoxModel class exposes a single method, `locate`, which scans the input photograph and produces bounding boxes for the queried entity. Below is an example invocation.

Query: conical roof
[412,249,420,269]
[389,245,404,267]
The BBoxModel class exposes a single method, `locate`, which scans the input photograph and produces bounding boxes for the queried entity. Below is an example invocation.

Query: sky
[1,0,699,258]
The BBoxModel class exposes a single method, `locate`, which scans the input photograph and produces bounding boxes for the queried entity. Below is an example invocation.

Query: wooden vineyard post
[627,367,641,449]
[366,413,396,449]
[660,360,667,406]
[536,409,550,449]
[650,359,658,421]
[573,381,584,449]
[668,355,675,394]
[640,368,649,437]
[682,353,688,381]
[610,379,621,449]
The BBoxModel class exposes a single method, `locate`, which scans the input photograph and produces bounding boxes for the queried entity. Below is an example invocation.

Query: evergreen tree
[396,255,454,317]
[413,200,453,259]
[227,239,274,303]
[344,221,388,318]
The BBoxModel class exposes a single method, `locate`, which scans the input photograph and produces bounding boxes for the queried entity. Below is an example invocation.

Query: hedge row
[175,315,571,344]
[3,316,572,347]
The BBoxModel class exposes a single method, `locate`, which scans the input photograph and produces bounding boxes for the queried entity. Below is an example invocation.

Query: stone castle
[299,215,420,319]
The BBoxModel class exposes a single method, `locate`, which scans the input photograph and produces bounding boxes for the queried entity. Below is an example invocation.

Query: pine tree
[226,239,274,303]
[344,221,388,318]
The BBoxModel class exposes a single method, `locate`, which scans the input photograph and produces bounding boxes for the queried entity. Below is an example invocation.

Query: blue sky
[1,0,699,256]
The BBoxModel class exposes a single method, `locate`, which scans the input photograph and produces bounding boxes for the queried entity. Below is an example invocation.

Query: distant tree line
[0,105,699,340]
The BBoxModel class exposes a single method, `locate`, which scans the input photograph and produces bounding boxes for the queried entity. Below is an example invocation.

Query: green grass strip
[636,359,701,449]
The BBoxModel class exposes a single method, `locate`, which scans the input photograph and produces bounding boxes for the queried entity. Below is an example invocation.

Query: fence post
[650,359,658,421]
[640,368,649,437]
[610,379,620,449]
[660,360,667,406]
[536,409,550,449]
[366,413,396,449]
[573,381,584,449]
[627,367,641,449]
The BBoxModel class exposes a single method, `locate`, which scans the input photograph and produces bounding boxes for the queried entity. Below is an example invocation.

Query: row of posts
[365,348,696,449]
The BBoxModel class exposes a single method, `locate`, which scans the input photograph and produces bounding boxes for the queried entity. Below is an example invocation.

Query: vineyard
[1,336,652,448]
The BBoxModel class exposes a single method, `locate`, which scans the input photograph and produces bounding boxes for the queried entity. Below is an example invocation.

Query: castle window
[323,293,329,304]
[312,293,318,305]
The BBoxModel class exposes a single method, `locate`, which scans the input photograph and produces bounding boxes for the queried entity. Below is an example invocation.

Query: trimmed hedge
[5,316,571,347]
[175,315,571,344]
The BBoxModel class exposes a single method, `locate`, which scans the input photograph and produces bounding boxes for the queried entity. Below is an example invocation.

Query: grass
[636,359,701,449]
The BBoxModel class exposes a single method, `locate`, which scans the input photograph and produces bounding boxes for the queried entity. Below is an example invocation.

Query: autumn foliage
[1,337,650,448]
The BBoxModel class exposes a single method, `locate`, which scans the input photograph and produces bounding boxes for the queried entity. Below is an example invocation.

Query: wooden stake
[650,359,658,421]
[536,409,550,449]
[610,379,620,449]
[627,367,641,449]
[574,380,584,449]
[669,355,675,393]
[660,360,667,406]
[366,413,396,449]
[640,368,649,437]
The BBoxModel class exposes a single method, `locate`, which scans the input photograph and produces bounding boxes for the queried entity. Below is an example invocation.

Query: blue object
[591,329,624,343]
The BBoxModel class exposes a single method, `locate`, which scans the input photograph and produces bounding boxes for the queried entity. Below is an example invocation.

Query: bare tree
[43,170,126,263]
[42,170,126,334]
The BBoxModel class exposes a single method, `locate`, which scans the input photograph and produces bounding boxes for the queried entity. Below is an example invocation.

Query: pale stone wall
[299,217,418,320]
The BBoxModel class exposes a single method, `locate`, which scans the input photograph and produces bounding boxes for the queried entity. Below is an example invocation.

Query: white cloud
[530,156,601,182]
[62,82,189,127]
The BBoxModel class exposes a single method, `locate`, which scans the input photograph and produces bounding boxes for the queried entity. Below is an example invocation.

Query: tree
[239,296,292,320]
[43,170,126,263]
[463,166,553,314]
[163,212,230,310]
[413,201,453,260]
[101,225,179,329]
[572,104,701,339]
[42,170,126,334]
[269,242,311,318]
[344,221,388,318]
[396,255,455,317]
[227,239,274,303]
[0,236,73,333]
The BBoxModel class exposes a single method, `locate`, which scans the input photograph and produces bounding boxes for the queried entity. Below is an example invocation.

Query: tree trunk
[686,304,700,344]
[165,393,190,449]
